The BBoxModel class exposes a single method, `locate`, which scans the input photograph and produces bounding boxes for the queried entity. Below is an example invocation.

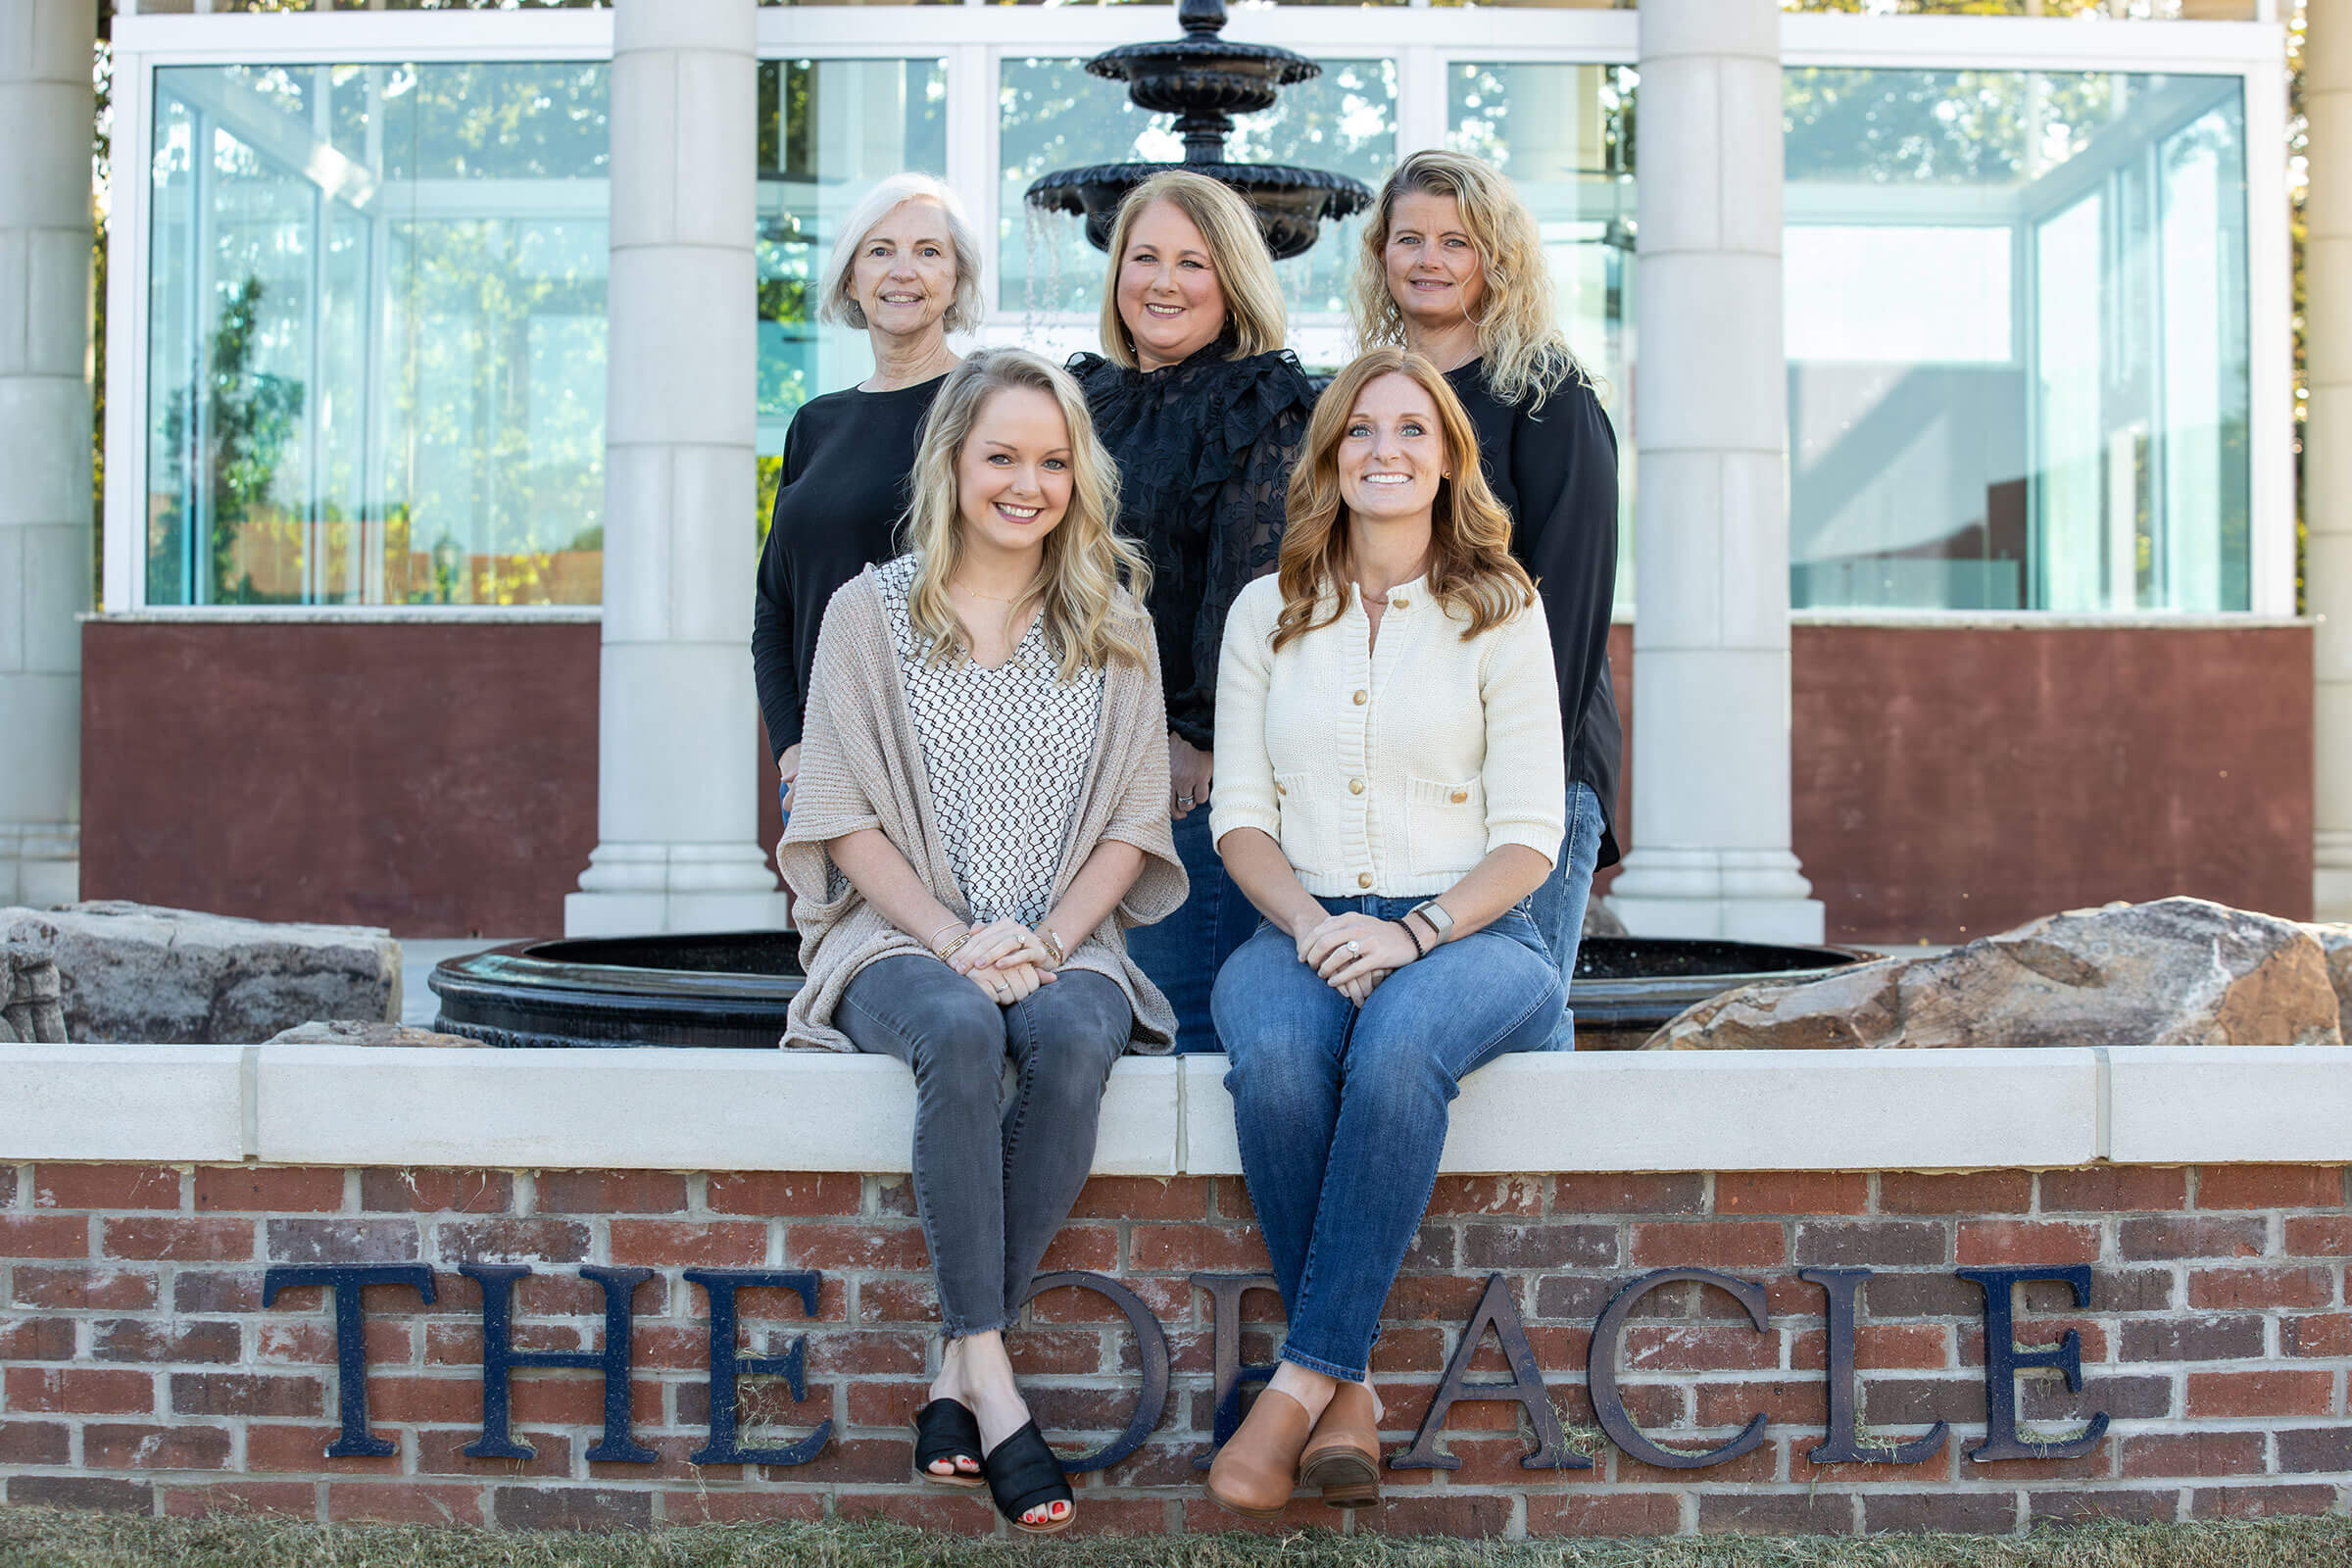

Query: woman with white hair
[753,172,986,819]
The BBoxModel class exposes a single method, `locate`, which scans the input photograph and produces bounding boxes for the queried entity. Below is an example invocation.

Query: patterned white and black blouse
[875,554,1104,927]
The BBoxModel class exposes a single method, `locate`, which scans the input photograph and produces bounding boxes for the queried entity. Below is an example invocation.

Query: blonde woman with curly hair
[1069,170,1317,1054]
[1203,349,1566,1519]
[1354,150,1622,1038]
[777,348,1186,1535]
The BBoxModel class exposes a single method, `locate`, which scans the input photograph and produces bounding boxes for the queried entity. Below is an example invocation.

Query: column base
[2315,831,2352,924]
[565,841,789,937]
[1604,846,1826,944]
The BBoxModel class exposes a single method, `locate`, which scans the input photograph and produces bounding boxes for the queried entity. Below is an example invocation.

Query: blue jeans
[1210,896,1564,1381]
[1127,807,1258,1054]
[1527,783,1605,1049]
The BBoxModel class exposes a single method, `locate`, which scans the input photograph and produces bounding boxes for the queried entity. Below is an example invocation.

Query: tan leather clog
[1203,1388,1314,1520]
[1298,1379,1382,1508]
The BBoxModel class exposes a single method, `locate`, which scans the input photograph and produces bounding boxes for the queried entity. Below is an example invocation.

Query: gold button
[1352,690,1367,706]
[1357,872,1373,889]
[1450,789,1468,804]
[1391,597,1408,611]
[1348,778,1365,795]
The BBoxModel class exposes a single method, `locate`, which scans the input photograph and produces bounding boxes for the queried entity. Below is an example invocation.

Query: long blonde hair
[1272,347,1534,654]
[901,349,1153,679]
[1097,170,1289,369]
[1350,150,1583,410]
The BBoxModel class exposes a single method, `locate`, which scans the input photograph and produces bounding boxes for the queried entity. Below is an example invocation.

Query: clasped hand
[1297,911,1419,1006]
[942,916,1057,1006]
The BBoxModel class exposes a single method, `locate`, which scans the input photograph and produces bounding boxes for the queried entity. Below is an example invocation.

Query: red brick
[659,1491,826,1526]
[1880,1171,2033,1214]
[2119,1430,2266,1478]
[1691,1377,1823,1429]
[32,1164,182,1210]
[2277,1427,2352,1473]
[1555,1173,1705,1214]
[1422,1175,1545,1217]
[491,1486,652,1531]
[2191,1485,2342,1519]
[255,1318,412,1369]
[423,1320,580,1367]
[359,1169,514,1214]
[1462,1222,1616,1270]
[0,1213,89,1257]
[246,1424,402,1474]
[2185,1369,2334,1418]
[367,1375,488,1426]
[1630,1220,1785,1269]
[1378,1272,1488,1323]
[92,1319,239,1364]
[1529,1493,1682,1537]
[435,1217,592,1263]
[1037,1224,1120,1273]
[0,1165,12,1205]
[7,1477,154,1512]
[81,1421,232,1471]
[1959,1319,2108,1368]
[532,1170,686,1214]
[776,1222,918,1271]
[322,1483,483,1526]
[1614,1441,1778,1486]
[508,1373,662,1431]
[415,1427,571,1479]
[1715,1171,1870,1214]
[705,1171,862,1217]
[2188,1264,2333,1309]
[266,1218,418,1264]
[597,1217,763,1267]
[4,1367,154,1414]
[1790,1323,1950,1372]
[806,1328,928,1376]
[2121,1315,2265,1362]
[838,1491,1004,1534]
[102,1216,253,1261]
[1353,1494,1512,1537]
[2195,1165,2344,1209]
[9,1264,158,1310]
[2283,1313,2352,1356]
[1862,1493,2018,1533]
[175,1271,265,1313]
[2283,1214,2352,1256]
[161,1481,318,1519]
[1698,1493,1856,1534]
[2119,1214,2266,1260]
[1957,1220,2101,1267]
[0,1316,74,1360]
[1791,1221,1948,1269]
[1621,1323,1780,1372]
[195,1166,347,1212]
[171,1371,324,1419]
[2038,1166,2188,1212]
[0,1421,69,1465]
[1125,1224,1268,1273]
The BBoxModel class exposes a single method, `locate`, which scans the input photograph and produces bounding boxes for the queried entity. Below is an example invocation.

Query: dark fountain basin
[429,934,1877,1052]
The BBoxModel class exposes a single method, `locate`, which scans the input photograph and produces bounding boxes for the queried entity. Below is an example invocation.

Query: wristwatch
[1406,900,1454,946]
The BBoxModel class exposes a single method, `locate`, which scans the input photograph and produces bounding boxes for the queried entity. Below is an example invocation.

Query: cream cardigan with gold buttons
[1209,571,1567,899]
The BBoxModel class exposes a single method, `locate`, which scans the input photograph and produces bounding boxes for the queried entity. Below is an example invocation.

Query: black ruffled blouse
[1070,346,1317,751]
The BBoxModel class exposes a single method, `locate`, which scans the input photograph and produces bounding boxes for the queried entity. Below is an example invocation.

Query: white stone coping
[1787,610,2313,631]
[1,1045,2346,1175]
[80,608,601,625]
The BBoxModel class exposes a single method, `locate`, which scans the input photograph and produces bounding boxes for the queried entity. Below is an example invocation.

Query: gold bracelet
[933,931,972,963]
[1040,927,1066,967]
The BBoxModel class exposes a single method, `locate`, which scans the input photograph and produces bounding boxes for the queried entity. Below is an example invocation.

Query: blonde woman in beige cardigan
[775,349,1184,1534]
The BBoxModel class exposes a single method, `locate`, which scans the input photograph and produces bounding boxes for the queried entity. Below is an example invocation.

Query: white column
[1604,0,1824,943]
[2313,2,2352,921]
[566,0,785,936]
[0,0,94,910]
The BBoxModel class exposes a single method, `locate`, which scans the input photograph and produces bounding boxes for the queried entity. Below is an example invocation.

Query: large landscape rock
[1644,897,2340,1051]
[0,947,68,1043]
[2299,922,2352,1029]
[0,903,400,1046]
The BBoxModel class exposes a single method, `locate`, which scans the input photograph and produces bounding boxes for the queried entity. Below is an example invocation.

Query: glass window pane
[1784,68,2250,612]
[999,56,1396,365]
[1447,62,1636,615]
[146,61,611,608]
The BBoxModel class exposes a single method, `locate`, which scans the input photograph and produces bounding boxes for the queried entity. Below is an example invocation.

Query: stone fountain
[1022,0,1373,261]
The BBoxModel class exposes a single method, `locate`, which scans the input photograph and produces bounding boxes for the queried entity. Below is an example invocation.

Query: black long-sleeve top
[1447,360,1625,868]
[752,374,948,758]
[1069,346,1316,751]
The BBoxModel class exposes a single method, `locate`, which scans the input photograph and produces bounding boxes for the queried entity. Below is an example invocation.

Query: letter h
[463,1263,656,1463]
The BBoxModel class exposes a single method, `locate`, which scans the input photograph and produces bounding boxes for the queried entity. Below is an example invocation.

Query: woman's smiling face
[850,199,958,341]
[956,384,1074,559]
[1115,200,1228,371]
[1383,189,1486,334]
[1337,372,1447,525]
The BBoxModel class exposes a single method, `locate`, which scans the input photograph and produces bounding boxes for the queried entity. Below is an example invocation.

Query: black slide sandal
[982,1420,1075,1534]
[910,1397,986,1489]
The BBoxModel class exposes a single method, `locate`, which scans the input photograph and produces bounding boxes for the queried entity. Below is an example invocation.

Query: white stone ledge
[0,1045,2344,1174]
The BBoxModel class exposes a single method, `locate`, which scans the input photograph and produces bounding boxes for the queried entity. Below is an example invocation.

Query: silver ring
[1177,795,1196,808]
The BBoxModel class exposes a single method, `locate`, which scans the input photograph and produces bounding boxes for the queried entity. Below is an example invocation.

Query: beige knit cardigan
[775,567,1188,1054]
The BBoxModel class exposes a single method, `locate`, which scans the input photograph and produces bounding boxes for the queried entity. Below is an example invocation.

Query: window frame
[106,4,2291,617]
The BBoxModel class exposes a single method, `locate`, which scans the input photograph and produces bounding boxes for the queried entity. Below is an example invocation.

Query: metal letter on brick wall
[687,1269,831,1467]
[1956,1264,2110,1463]
[1589,1268,1770,1470]
[1396,1272,1588,1471]
[1188,1272,1281,1469]
[1018,1270,1169,1473]
[462,1263,658,1463]
[1800,1267,1946,1465]
[261,1264,435,1458]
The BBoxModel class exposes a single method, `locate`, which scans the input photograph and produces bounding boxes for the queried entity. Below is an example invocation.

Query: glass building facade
[125,11,2274,617]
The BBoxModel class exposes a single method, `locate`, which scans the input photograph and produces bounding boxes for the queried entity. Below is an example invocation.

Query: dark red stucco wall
[80,618,2311,943]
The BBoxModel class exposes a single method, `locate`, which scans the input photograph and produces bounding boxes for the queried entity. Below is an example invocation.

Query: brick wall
[0,1161,2345,1537]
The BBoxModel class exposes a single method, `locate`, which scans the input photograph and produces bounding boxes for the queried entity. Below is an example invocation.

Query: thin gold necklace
[952,577,1032,604]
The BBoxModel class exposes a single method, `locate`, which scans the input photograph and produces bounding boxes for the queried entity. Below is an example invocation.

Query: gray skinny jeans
[835,954,1131,1338]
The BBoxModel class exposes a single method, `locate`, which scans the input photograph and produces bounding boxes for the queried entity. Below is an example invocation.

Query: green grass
[0,1512,2348,1568]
